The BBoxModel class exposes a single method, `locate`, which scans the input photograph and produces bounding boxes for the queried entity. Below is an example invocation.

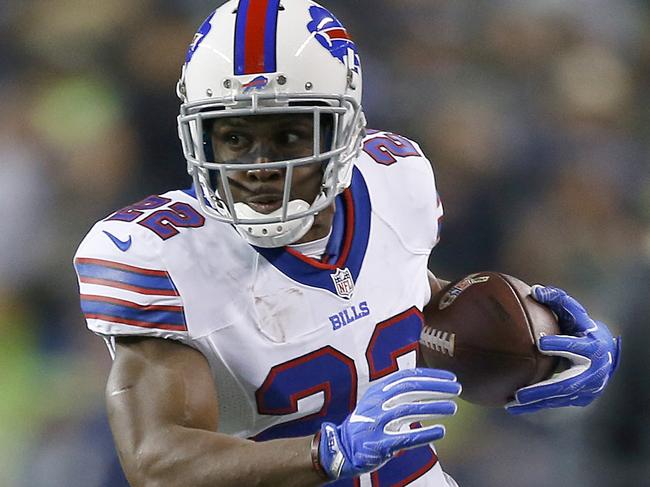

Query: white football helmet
[177,0,366,247]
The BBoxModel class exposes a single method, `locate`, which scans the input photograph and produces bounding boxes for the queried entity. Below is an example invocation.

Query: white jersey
[74,130,453,486]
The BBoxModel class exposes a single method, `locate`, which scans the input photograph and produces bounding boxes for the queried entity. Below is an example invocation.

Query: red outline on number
[138,202,205,240]
[105,195,171,222]
[366,306,423,381]
[363,133,421,166]
[256,346,358,417]
[370,445,438,487]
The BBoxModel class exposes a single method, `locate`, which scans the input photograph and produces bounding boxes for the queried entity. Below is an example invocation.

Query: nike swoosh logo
[103,231,132,252]
[349,412,375,424]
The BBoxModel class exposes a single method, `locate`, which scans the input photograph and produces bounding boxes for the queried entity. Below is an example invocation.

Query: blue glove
[506,285,621,415]
[317,368,461,480]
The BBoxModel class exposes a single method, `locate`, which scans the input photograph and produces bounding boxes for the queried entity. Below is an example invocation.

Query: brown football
[419,272,560,407]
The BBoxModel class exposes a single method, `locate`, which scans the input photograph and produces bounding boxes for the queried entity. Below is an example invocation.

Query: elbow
[117,437,173,487]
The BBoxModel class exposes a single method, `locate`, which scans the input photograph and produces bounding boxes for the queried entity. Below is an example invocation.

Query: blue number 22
[363,132,421,166]
[254,307,439,487]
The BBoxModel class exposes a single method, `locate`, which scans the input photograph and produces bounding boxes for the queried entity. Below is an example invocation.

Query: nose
[246,143,282,182]
[246,166,282,182]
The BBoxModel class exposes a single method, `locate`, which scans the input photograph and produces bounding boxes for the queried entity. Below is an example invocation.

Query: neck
[294,202,335,244]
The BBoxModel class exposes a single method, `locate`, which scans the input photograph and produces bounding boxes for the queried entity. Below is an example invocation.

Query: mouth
[245,194,284,214]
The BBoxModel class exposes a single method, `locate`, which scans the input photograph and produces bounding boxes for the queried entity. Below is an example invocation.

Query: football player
[73,1,621,485]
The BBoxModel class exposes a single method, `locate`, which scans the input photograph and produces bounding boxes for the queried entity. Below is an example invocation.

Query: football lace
[421,327,456,357]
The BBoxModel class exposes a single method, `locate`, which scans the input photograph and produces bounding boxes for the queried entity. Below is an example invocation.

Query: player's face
[210,114,327,215]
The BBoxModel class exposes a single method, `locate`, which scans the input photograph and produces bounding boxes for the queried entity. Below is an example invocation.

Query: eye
[276,130,310,147]
[221,132,250,150]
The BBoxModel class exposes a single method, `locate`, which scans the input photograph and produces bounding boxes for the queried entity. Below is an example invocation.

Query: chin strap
[233,200,315,248]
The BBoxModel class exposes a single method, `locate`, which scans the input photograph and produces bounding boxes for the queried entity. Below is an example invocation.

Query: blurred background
[1,0,648,485]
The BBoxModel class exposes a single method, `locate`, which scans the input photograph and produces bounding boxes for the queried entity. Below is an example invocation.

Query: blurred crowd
[1,0,648,486]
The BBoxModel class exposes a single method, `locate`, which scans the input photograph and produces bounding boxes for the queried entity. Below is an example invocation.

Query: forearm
[419,272,450,368]
[108,338,325,487]
[123,427,322,487]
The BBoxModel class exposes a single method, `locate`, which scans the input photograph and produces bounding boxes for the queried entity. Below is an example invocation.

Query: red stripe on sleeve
[80,294,183,313]
[84,313,187,332]
[79,277,180,296]
[74,257,170,277]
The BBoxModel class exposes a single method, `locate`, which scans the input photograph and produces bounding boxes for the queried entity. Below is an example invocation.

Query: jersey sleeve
[73,217,191,350]
[356,129,443,254]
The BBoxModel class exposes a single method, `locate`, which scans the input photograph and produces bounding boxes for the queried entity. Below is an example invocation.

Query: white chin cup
[233,200,315,248]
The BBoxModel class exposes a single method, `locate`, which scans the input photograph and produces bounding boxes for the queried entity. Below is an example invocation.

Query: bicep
[427,270,449,304]
[106,337,219,461]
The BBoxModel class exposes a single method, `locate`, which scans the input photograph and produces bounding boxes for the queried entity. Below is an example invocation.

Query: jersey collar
[253,166,371,298]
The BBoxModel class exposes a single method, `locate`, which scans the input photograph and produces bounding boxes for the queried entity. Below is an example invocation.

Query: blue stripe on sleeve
[75,262,177,292]
[80,299,186,327]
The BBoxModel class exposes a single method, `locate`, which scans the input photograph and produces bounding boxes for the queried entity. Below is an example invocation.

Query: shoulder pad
[356,130,443,253]
[72,190,203,343]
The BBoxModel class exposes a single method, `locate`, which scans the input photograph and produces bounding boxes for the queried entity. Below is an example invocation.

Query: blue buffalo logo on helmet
[185,10,215,64]
[242,75,269,94]
[307,6,360,72]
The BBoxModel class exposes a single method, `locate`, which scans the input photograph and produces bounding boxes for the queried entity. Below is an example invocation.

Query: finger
[415,368,458,380]
[539,334,601,358]
[505,396,572,415]
[530,285,569,312]
[584,361,612,393]
[531,286,594,334]
[570,393,597,407]
[384,414,451,435]
[382,401,457,429]
[367,368,457,396]
[382,388,461,410]
[513,368,591,404]
[384,368,458,383]
[513,350,612,404]
[506,386,600,414]
[381,375,461,398]
[373,425,447,453]
[351,450,386,469]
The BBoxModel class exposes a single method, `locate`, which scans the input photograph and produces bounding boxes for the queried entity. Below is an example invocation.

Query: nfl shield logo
[331,268,355,299]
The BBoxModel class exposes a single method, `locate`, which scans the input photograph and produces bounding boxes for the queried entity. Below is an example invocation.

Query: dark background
[1,1,648,485]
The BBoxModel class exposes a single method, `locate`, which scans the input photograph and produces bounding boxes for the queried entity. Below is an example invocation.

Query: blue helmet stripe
[262,0,280,72]
[234,0,251,75]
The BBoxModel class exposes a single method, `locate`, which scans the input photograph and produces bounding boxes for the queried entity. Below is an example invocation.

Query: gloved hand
[315,368,461,480]
[506,285,621,415]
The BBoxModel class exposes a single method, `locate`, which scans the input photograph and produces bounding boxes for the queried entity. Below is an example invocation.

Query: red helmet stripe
[235,0,279,75]
[244,0,269,73]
